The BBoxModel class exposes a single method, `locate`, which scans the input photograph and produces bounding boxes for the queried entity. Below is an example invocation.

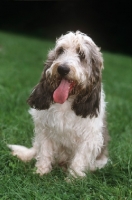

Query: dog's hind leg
[8,145,36,162]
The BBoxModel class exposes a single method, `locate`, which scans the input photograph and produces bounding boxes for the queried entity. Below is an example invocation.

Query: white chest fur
[29,96,104,149]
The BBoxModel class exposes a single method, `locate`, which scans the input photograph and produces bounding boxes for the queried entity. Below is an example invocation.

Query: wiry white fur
[8,92,107,177]
[8,31,108,178]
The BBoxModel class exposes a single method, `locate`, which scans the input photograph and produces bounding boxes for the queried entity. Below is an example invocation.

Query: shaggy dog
[8,31,109,178]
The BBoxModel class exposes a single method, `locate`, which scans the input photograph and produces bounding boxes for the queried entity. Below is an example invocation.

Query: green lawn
[0,31,132,200]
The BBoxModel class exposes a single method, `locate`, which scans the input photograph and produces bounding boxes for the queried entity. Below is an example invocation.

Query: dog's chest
[45,103,79,135]
[34,101,89,146]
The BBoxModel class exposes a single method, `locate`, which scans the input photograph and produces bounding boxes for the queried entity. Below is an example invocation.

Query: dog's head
[27,31,103,118]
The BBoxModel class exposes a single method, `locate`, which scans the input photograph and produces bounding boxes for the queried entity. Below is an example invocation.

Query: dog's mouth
[53,79,75,104]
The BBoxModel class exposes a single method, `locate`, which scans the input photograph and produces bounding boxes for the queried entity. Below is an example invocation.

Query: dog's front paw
[65,169,86,183]
[68,168,86,178]
[35,163,52,176]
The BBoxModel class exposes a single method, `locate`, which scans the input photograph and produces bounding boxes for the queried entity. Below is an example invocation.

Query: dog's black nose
[57,64,70,76]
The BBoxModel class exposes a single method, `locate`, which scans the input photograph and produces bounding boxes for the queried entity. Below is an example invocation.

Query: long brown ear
[27,50,55,110]
[72,45,103,118]
[27,73,53,110]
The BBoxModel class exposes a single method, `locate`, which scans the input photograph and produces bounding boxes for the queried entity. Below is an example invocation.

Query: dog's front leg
[34,137,54,176]
[68,150,87,178]
[68,131,106,178]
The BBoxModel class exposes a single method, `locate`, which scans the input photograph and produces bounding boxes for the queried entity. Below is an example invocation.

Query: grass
[0,31,132,200]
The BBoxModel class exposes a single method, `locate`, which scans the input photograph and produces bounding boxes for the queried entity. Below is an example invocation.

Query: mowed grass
[0,31,132,200]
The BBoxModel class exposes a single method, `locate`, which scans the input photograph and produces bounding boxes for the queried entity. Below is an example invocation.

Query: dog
[8,31,109,178]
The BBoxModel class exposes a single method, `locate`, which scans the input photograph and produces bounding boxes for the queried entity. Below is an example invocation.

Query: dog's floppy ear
[27,50,55,110]
[27,73,53,110]
[72,45,103,118]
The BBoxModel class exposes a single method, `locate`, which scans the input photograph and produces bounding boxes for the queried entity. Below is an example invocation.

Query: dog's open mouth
[53,79,75,104]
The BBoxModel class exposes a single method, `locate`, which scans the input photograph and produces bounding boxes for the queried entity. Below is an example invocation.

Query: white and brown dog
[8,31,109,178]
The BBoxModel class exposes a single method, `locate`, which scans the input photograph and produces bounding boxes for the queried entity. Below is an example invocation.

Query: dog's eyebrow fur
[56,46,65,55]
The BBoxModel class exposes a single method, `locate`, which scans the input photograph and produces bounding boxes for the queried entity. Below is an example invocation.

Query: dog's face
[27,31,103,118]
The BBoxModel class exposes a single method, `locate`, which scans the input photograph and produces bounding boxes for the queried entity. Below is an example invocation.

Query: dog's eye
[79,51,85,60]
[77,48,85,61]
[56,47,64,55]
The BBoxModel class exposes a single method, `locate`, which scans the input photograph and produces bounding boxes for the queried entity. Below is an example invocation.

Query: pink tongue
[53,79,71,104]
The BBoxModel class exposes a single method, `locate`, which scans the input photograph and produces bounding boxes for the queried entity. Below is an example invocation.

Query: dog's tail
[8,144,36,162]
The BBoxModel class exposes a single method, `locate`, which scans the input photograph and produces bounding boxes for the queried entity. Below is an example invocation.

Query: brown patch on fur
[27,50,56,110]
[72,73,102,118]
[72,42,103,118]
[27,73,54,110]
[72,82,101,118]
